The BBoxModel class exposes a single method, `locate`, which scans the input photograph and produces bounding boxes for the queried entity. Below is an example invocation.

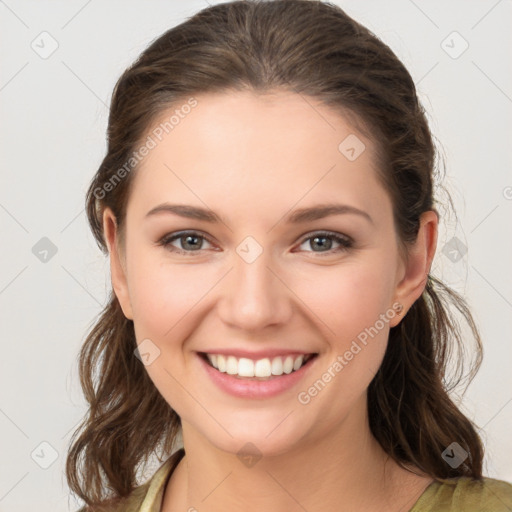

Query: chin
[201,418,310,461]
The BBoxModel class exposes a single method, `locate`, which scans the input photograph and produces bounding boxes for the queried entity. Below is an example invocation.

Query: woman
[66,1,512,510]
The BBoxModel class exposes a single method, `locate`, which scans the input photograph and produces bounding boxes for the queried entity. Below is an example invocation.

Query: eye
[156,230,353,257]
[296,231,353,255]
[157,231,215,255]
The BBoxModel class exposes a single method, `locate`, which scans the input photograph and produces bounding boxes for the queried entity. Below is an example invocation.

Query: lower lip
[197,353,318,399]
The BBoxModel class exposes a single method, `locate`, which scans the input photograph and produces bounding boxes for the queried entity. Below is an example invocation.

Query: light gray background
[1,0,511,510]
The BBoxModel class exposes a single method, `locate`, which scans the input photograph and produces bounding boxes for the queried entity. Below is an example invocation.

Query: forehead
[127,90,392,226]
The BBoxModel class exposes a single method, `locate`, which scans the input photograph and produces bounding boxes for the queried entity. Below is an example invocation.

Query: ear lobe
[103,207,133,320]
[389,210,438,328]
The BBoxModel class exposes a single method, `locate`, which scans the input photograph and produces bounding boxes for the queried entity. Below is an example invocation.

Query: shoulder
[75,448,185,512]
[75,481,152,512]
[412,476,512,511]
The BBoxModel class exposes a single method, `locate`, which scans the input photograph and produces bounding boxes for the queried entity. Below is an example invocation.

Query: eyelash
[156,230,354,257]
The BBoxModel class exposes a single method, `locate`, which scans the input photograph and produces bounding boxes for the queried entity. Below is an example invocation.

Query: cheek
[126,251,214,408]
[127,249,213,337]
[290,256,396,395]
[293,257,396,339]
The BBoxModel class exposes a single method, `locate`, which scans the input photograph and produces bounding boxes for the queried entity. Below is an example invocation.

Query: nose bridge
[218,241,292,331]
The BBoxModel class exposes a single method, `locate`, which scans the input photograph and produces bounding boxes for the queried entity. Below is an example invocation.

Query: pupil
[313,236,331,251]
[184,235,200,250]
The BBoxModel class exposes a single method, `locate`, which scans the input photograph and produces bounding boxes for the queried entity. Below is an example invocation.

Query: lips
[198,351,319,398]
[198,348,315,359]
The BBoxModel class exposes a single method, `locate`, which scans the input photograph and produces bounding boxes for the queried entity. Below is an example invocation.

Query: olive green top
[79,448,512,511]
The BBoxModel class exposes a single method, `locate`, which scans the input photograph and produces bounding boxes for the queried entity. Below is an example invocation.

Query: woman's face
[105,90,434,456]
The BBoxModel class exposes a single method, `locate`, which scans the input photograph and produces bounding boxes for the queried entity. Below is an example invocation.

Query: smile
[197,351,319,399]
[201,352,316,379]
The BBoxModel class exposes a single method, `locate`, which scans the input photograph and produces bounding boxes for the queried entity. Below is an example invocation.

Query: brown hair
[66,0,484,507]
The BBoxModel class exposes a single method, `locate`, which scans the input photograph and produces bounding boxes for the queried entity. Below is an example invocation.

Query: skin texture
[103,90,438,511]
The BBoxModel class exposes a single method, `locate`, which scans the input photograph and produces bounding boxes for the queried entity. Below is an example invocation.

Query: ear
[103,207,133,320]
[389,210,438,327]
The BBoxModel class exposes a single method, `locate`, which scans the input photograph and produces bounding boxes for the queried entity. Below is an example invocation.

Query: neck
[164,399,429,512]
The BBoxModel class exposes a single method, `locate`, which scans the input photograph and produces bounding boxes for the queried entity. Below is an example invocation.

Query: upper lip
[198,349,317,360]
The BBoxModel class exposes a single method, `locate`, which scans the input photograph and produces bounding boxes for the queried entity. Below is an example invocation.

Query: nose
[217,249,293,332]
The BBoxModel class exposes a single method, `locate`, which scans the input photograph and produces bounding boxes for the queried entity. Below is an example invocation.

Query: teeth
[239,358,256,377]
[255,358,272,377]
[205,353,312,378]
[226,356,238,375]
[271,356,283,375]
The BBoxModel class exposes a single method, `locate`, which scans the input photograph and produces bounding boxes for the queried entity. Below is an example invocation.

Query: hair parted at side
[67,0,484,508]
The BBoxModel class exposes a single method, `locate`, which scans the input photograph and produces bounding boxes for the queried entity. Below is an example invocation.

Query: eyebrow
[145,203,373,225]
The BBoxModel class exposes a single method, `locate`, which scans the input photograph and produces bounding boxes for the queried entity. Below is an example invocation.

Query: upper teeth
[206,353,310,377]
